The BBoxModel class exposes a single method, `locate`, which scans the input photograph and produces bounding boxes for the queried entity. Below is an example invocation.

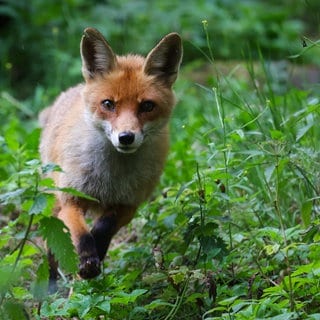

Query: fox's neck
[72,127,167,207]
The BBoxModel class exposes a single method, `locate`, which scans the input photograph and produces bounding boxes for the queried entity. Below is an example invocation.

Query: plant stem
[202,20,214,64]
[13,214,34,271]
[195,163,205,268]
[274,156,295,312]
[164,275,190,320]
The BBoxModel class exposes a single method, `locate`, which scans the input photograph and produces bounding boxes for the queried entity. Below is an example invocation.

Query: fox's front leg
[91,206,137,262]
[57,203,101,279]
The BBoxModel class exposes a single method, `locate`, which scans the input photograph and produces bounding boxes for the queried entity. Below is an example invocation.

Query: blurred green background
[1,0,319,101]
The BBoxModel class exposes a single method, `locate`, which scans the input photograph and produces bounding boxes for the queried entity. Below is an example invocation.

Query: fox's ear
[80,28,116,80]
[144,33,183,87]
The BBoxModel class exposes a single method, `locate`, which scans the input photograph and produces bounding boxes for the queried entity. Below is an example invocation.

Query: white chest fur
[59,123,167,208]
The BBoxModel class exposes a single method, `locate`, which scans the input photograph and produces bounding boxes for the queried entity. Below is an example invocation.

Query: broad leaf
[31,259,49,301]
[39,217,78,274]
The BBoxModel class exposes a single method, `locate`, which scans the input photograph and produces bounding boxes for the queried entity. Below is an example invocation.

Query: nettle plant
[0,94,79,318]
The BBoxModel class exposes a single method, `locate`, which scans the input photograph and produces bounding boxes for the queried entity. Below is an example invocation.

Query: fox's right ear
[80,28,116,80]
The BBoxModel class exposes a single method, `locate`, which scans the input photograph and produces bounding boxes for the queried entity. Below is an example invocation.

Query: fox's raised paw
[79,255,101,279]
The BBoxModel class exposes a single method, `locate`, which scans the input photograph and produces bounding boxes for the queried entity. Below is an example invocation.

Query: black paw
[78,233,101,279]
[79,255,101,279]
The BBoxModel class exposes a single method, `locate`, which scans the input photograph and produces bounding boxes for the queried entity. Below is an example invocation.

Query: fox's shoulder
[39,84,84,128]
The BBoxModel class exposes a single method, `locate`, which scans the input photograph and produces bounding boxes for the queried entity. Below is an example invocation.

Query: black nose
[118,131,135,145]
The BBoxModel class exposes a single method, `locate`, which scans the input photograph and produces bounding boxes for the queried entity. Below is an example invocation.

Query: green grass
[1,25,320,320]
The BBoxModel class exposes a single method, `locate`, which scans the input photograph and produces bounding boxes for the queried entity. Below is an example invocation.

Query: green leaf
[97,299,111,313]
[186,292,206,303]
[169,266,188,285]
[201,222,219,236]
[266,313,297,320]
[39,216,78,274]
[144,299,173,310]
[39,177,56,188]
[143,272,167,285]
[41,163,63,174]
[111,289,147,304]
[264,243,280,255]
[270,129,284,140]
[0,301,29,320]
[301,200,312,227]
[58,187,99,202]
[175,180,194,202]
[29,193,48,215]
[296,122,314,141]
[0,266,19,296]
[31,258,49,301]
[0,189,26,204]
[11,286,32,300]
[265,164,275,183]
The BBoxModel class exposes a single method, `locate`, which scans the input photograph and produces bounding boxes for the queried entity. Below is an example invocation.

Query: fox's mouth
[116,146,138,154]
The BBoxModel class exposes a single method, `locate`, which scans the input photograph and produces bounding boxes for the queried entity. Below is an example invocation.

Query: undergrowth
[0,23,320,319]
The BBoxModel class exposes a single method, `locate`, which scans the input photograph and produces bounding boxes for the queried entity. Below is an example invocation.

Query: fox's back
[40,85,83,162]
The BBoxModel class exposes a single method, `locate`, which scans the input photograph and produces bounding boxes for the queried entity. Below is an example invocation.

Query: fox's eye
[140,100,155,113]
[101,99,115,112]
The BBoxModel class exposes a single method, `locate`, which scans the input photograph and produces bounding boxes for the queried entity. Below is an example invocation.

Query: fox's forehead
[116,54,145,70]
[87,57,160,102]
[83,53,175,107]
[111,54,147,88]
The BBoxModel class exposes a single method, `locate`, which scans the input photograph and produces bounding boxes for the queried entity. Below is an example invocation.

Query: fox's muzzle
[111,129,144,154]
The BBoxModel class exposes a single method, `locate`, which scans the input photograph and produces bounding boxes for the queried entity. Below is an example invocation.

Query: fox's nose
[118,131,135,145]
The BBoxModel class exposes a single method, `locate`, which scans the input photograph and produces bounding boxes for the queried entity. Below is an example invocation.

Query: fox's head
[80,28,183,154]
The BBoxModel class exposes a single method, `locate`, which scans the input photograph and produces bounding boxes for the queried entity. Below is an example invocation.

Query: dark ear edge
[144,33,183,87]
[80,27,117,80]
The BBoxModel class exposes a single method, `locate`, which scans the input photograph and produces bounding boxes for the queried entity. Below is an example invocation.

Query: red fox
[39,28,182,289]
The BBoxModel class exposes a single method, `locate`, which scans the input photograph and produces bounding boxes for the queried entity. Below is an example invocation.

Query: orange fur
[39,28,182,284]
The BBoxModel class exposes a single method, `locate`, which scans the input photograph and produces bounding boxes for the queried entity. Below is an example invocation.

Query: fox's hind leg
[48,249,59,293]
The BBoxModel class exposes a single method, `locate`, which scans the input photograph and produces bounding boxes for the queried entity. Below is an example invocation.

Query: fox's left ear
[144,33,183,87]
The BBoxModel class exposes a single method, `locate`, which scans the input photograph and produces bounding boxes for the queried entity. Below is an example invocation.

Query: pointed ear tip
[82,27,103,40]
[83,27,94,35]
[163,33,182,50]
[166,32,181,41]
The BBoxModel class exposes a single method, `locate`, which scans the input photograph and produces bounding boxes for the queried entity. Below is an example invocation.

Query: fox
[39,27,182,290]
